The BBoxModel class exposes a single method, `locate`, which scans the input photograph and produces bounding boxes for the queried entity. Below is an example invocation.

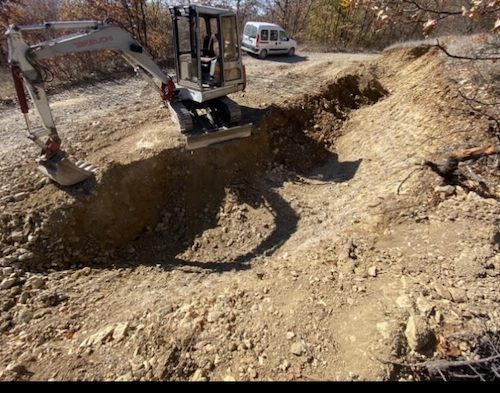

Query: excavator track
[168,101,194,133]
[218,96,242,123]
[168,97,252,150]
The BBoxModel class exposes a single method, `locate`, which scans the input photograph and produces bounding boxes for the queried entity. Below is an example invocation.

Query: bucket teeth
[37,157,95,186]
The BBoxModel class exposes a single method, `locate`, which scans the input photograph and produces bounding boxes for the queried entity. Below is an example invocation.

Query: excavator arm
[5,19,175,186]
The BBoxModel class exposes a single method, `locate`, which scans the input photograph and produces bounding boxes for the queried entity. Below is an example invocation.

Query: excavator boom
[6,19,174,186]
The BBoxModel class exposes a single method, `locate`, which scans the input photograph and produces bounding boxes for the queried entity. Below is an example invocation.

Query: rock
[112,322,129,342]
[396,294,413,309]
[18,292,29,304]
[204,361,215,371]
[243,339,253,350]
[80,325,115,347]
[223,375,236,382]
[2,267,13,276]
[405,315,436,353]
[291,342,305,356]
[12,192,28,202]
[81,267,92,276]
[29,276,46,289]
[368,266,378,277]
[434,185,455,197]
[116,373,133,381]
[2,298,15,311]
[39,291,66,307]
[0,277,17,290]
[10,232,24,242]
[449,288,467,303]
[349,371,359,380]
[207,310,223,323]
[0,321,11,333]
[376,322,391,339]
[18,252,35,262]
[247,367,258,379]
[17,308,33,324]
[279,360,290,371]
[5,361,28,375]
[286,331,295,340]
[416,297,434,317]
[433,284,452,300]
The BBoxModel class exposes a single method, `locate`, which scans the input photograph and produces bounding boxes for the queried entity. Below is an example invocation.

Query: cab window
[279,30,288,41]
[222,15,239,62]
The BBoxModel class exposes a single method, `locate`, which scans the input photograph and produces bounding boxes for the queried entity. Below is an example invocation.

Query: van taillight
[256,34,260,47]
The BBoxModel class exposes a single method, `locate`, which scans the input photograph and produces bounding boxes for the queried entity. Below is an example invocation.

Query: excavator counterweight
[5,5,251,186]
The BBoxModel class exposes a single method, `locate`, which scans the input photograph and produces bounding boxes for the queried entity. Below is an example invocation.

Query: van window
[244,24,257,38]
[279,30,288,41]
[260,29,269,41]
[270,30,278,41]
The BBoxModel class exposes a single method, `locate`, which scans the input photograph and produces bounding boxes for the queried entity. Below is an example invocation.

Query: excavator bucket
[185,123,253,150]
[36,158,95,186]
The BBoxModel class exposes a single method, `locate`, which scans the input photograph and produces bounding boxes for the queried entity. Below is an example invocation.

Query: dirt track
[0,46,499,381]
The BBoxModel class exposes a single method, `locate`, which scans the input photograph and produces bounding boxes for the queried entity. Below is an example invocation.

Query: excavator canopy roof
[171,4,235,17]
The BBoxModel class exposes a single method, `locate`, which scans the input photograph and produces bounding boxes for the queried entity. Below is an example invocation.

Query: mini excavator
[5,5,251,186]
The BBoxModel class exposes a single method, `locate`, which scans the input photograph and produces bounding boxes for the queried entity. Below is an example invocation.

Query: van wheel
[259,49,268,59]
[288,47,295,56]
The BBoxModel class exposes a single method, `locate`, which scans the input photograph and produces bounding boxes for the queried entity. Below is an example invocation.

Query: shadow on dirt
[135,154,360,274]
[243,51,308,64]
[159,186,299,272]
[261,54,308,64]
[309,154,362,182]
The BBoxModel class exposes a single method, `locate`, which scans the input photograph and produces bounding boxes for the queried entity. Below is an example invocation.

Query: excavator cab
[170,5,245,94]
[168,5,251,149]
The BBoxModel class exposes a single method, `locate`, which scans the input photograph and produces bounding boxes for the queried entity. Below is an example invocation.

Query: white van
[241,22,297,59]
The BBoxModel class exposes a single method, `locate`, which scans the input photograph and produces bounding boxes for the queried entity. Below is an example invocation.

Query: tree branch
[402,0,462,16]
[432,39,500,61]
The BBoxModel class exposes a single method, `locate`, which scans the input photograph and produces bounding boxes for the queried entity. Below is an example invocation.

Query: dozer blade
[37,157,95,186]
[185,123,253,150]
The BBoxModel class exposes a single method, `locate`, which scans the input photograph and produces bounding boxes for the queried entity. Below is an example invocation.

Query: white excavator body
[5,5,252,186]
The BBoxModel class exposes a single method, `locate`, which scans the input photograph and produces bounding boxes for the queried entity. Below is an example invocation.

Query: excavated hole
[12,71,387,271]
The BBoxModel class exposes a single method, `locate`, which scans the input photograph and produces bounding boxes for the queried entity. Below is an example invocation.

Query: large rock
[405,315,436,353]
[291,342,305,356]
[191,369,208,382]
[112,322,129,342]
[0,278,17,290]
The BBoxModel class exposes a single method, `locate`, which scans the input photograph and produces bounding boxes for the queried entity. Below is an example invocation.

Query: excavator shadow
[135,155,361,274]
[308,154,362,183]
[157,185,299,273]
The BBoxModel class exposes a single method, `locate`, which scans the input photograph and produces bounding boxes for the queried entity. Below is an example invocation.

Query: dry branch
[424,145,497,179]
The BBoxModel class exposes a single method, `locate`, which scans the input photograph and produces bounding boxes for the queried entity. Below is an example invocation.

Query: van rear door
[242,24,257,50]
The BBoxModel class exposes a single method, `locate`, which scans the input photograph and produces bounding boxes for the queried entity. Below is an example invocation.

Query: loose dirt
[0,44,498,381]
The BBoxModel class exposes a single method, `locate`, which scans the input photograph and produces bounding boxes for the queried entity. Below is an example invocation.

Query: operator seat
[201,34,220,86]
